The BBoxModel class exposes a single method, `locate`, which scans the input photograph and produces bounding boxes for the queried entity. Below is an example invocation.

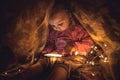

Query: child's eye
[58,23,63,27]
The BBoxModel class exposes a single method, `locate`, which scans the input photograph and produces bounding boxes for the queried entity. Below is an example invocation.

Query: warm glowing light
[91,61,95,65]
[74,51,79,55]
[44,53,62,64]
[90,50,93,54]
[44,53,62,57]
[89,61,95,65]
[94,46,97,50]
[4,72,8,75]
[99,54,104,58]
[18,69,21,72]
[104,43,107,47]
[50,57,57,64]
[92,73,95,76]
[34,58,37,61]
[103,57,108,62]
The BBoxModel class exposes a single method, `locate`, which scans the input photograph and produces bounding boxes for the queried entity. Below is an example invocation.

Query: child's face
[49,11,70,31]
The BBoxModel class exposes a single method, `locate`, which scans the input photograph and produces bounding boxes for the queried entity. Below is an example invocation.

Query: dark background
[0,0,120,80]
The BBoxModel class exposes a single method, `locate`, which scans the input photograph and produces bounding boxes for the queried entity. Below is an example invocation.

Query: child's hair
[50,4,76,27]
[50,3,70,19]
[50,0,81,26]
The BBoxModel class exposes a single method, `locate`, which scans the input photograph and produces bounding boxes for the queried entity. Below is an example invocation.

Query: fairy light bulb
[4,72,8,75]
[91,61,95,65]
[104,43,107,47]
[92,73,95,76]
[34,58,37,61]
[18,69,21,72]
[103,57,108,62]
[89,61,95,65]
[99,54,104,58]
[90,50,94,54]
[94,46,97,50]
[74,51,79,55]
[50,57,57,64]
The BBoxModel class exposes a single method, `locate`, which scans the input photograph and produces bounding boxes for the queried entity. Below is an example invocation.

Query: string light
[34,58,37,61]
[74,51,79,55]
[18,69,21,72]
[89,61,95,65]
[4,72,8,75]
[94,46,97,50]
[91,73,95,76]
[104,43,107,47]
[103,57,108,62]
[90,50,93,54]
[91,61,95,65]
[99,54,104,58]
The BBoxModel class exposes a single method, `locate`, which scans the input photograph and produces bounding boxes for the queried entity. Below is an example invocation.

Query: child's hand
[69,47,76,55]
[62,43,76,56]
[50,51,59,54]
[42,50,59,54]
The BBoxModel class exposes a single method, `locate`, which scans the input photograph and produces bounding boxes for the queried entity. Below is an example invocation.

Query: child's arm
[42,32,55,53]
[61,25,94,56]
[73,25,94,56]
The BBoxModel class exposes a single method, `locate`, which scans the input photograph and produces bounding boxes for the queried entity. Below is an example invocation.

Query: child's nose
[54,26,60,30]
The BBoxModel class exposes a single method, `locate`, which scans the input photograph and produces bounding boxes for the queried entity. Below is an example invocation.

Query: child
[43,5,94,56]
[42,4,94,80]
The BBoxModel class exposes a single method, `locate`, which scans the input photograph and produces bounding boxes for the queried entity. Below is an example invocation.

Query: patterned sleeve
[73,25,94,55]
[42,30,55,53]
